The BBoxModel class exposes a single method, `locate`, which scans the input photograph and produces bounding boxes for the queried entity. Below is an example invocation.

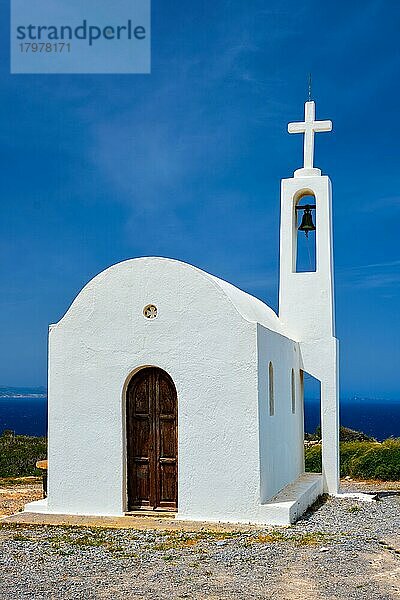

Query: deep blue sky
[0,1,399,397]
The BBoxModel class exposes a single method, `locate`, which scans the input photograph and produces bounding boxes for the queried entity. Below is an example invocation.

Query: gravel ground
[0,482,399,599]
[0,477,42,516]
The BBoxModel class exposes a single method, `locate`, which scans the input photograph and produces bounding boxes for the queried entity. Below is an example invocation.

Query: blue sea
[0,389,47,437]
[304,398,400,441]
[0,389,399,441]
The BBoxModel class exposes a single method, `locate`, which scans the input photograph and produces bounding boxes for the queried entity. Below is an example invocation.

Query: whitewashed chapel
[26,101,339,525]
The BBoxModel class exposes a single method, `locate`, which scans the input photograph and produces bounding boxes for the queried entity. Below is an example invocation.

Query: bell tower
[279,100,339,495]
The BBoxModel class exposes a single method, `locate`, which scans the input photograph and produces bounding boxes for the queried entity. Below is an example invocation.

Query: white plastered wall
[44,257,276,521]
[257,324,304,503]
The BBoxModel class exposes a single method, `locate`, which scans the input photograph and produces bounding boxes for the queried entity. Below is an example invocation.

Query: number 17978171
[19,42,71,53]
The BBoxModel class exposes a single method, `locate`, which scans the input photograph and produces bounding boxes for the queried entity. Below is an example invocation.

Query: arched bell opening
[293,191,317,273]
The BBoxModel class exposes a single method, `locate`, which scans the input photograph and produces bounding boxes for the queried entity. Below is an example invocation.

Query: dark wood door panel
[133,378,150,413]
[158,462,177,507]
[127,367,177,511]
[132,417,151,457]
[158,418,177,458]
[158,376,176,414]
[132,461,151,506]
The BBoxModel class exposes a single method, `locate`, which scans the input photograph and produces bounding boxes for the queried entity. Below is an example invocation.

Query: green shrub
[305,438,400,481]
[304,444,322,472]
[0,430,47,477]
[345,439,400,480]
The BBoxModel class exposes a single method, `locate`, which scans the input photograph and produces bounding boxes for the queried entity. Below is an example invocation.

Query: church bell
[298,205,316,237]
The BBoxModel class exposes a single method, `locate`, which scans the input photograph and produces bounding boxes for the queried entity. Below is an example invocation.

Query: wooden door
[126,367,178,511]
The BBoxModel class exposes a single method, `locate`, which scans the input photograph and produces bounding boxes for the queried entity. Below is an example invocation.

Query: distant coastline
[0,393,47,399]
[0,387,46,399]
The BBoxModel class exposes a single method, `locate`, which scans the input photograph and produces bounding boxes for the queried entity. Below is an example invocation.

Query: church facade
[25,101,339,525]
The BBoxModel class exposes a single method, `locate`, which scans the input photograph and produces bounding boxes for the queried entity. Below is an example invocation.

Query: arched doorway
[126,367,178,511]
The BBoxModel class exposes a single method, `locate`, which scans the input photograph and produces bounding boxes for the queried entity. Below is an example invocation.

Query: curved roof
[205,270,285,335]
[58,257,286,336]
[137,257,286,335]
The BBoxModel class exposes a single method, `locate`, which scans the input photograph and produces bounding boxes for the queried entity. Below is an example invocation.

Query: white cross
[288,101,332,170]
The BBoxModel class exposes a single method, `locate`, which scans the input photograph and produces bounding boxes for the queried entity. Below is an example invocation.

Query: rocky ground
[0,478,399,599]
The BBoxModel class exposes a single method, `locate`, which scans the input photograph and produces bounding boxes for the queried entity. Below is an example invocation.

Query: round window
[143,304,158,319]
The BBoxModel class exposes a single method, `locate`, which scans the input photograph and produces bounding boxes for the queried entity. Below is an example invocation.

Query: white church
[25,100,339,525]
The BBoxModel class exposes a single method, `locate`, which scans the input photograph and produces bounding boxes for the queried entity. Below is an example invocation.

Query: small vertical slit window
[268,362,274,416]
[291,368,296,414]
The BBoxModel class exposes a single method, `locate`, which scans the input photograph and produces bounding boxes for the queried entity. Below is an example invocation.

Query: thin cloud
[356,259,400,270]
[351,273,400,290]
[339,259,400,290]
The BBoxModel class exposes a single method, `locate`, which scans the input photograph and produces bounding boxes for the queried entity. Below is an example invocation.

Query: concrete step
[259,472,323,525]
